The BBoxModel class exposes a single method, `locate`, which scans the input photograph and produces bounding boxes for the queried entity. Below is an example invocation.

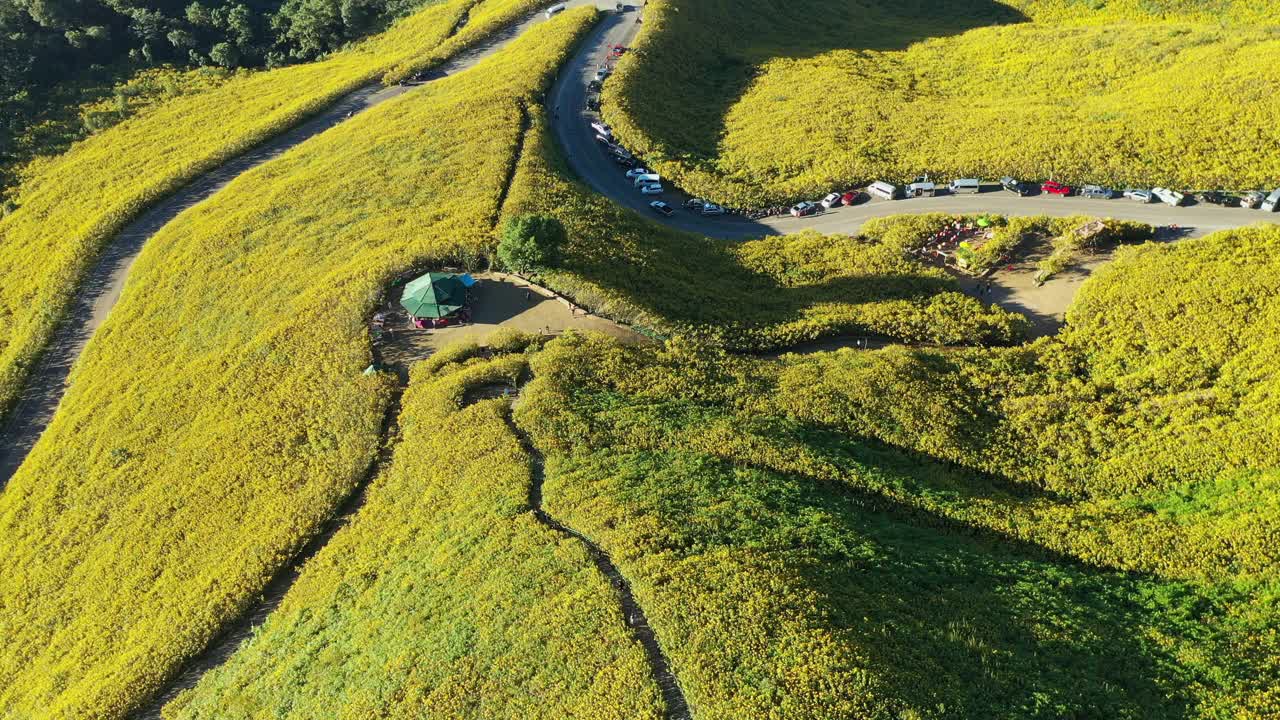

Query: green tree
[497,214,566,274]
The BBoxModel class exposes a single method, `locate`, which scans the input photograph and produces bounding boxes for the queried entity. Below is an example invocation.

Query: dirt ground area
[955,238,1111,337]
[372,271,643,373]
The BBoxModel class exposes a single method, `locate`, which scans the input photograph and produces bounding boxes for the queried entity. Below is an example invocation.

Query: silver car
[1123,188,1154,203]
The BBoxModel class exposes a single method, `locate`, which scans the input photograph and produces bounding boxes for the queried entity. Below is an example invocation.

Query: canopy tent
[400,272,466,319]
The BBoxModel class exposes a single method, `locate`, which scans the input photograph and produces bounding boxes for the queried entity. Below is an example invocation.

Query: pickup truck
[1152,187,1187,207]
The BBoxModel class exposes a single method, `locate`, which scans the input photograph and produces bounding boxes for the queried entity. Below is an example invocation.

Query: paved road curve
[550,12,1279,240]
[0,0,612,488]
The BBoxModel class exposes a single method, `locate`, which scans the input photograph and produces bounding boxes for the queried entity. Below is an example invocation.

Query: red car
[610,44,627,57]
[1041,180,1072,196]
[841,190,865,206]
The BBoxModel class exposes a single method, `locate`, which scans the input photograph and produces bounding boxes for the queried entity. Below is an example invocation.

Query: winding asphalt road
[550,11,1279,243]
[0,0,610,488]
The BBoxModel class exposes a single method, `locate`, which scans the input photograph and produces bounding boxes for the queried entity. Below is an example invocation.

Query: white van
[1262,188,1280,212]
[545,3,566,19]
[868,181,900,200]
[632,173,660,188]
[1152,187,1187,207]
[949,178,981,194]
[906,181,936,198]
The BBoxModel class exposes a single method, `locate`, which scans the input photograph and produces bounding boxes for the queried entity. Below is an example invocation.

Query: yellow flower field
[0,10,597,719]
[510,221,1280,714]
[163,347,663,719]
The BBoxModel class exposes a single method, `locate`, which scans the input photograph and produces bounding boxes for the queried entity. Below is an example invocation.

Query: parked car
[594,66,611,82]
[586,96,601,111]
[700,203,726,216]
[821,192,843,209]
[1079,185,1115,199]
[1041,180,1072,196]
[610,44,627,57]
[594,134,613,148]
[1152,187,1187,207]
[611,155,635,167]
[949,178,982,194]
[1196,190,1235,206]
[683,198,707,210]
[587,80,603,92]
[790,201,820,217]
[591,121,612,138]
[1123,188,1155,203]
[639,183,663,195]
[650,200,675,217]
[841,190,864,205]
[625,167,653,179]
[1001,176,1031,196]
[1241,191,1266,209]
[1263,188,1280,212]
[632,173,659,187]
[612,146,633,161]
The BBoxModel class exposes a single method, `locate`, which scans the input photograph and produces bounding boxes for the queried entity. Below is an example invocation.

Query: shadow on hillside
[555,213,1017,346]
[625,0,1029,166]
[798,493,1196,719]
[604,448,1199,718]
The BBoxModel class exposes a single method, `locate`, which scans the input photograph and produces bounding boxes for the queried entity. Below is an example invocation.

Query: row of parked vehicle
[583,64,1279,219]
[590,116,739,218]
[779,177,1280,218]
[995,178,1280,210]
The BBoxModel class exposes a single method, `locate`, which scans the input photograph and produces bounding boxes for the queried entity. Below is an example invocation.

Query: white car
[1152,187,1187,207]
[790,201,819,217]
[1241,191,1266,209]
[625,167,652,179]
[700,203,726,216]
[591,121,612,139]
[639,183,663,195]
[594,66,611,82]
[821,192,842,209]
[1123,188,1154,203]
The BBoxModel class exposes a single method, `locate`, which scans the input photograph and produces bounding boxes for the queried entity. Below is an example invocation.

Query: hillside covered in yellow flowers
[0,0,1277,718]
[603,0,1280,206]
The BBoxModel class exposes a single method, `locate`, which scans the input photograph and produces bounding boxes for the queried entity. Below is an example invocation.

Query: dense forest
[0,0,433,188]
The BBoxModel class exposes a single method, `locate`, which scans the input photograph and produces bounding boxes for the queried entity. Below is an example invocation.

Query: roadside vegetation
[602,0,1280,206]
[0,0,547,420]
[511,224,1280,716]
[503,118,1028,349]
[164,348,664,719]
[0,10,596,719]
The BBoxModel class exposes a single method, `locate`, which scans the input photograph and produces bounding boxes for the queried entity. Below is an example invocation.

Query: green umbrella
[400,272,466,319]
[976,216,992,228]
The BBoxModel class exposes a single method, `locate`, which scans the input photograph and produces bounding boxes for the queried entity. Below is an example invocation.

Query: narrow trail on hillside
[504,406,693,720]
[128,366,407,719]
